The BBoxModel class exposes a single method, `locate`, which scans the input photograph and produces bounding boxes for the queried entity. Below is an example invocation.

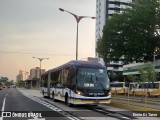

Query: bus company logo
[84,83,94,87]
[2,112,11,117]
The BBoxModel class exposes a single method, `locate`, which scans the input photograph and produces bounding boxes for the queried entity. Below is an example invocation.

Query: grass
[112,95,160,105]
[109,102,160,111]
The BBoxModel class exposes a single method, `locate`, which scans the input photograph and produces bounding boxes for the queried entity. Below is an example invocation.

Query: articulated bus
[41,60,111,106]
[128,82,160,96]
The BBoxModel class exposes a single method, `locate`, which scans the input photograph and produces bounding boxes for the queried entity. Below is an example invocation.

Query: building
[16,70,23,82]
[96,0,133,40]
[0,76,8,81]
[95,0,133,80]
[123,60,160,81]
[30,67,45,79]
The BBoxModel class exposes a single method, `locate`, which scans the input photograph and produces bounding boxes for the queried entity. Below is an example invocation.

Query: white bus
[41,60,111,106]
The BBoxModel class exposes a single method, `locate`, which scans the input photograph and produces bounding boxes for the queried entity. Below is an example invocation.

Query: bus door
[55,82,64,100]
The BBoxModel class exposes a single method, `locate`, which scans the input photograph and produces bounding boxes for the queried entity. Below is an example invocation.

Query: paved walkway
[17,87,43,97]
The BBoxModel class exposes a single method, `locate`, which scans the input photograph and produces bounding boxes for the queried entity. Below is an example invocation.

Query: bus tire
[65,93,72,107]
[52,92,57,102]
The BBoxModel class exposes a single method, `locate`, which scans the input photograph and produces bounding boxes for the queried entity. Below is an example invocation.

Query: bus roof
[110,82,125,84]
[42,60,106,76]
[66,60,105,67]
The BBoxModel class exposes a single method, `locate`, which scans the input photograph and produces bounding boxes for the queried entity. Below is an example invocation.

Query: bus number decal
[84,83,94,87]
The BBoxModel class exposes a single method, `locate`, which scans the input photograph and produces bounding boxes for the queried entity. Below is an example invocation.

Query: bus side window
[66,68,72,88]
[44,83,47,87]
[58,70,64,88]
[67,66,76,90]
[50,71,59,87]
[63,68,69,87]
[56,82,62,88]
[139,84,142,88]
[154,83,158,89]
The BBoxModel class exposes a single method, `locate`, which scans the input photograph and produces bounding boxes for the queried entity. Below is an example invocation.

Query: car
[10,85,16,88]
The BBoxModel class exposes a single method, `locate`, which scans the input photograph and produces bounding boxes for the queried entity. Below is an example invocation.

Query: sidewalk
[17,87,43,98]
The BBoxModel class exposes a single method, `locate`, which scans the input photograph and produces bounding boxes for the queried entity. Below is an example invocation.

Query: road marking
[0,91,9,120]
[27,96,81,120]
[1,97,6,112]
[121,117,131,120]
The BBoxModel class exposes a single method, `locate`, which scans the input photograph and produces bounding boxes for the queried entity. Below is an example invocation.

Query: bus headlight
[76,90,83,95]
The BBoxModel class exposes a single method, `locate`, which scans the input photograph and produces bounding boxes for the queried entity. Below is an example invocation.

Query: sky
[0,0,96,80]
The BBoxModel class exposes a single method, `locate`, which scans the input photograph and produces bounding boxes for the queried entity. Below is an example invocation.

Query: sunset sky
[0,0,96,80]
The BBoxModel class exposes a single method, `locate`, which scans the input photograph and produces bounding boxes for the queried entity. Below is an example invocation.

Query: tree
[139,63,157,87]
[138,63,158,107]
[96,0,160,64]
[126,75,139,83]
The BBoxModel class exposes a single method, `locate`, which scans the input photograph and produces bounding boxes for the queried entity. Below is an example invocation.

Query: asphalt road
[1,88,159,120]
[0,88,74,120]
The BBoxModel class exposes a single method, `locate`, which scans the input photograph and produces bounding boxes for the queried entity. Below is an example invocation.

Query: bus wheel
[65,94,72,107]
[52,92,57,102]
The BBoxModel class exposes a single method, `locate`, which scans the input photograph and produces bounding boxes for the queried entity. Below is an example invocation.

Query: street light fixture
[32,57,49,88]
[59,8,96,60]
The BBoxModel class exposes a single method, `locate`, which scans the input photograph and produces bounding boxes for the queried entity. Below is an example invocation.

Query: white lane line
[0,91,9,120]
[1,97,6,112]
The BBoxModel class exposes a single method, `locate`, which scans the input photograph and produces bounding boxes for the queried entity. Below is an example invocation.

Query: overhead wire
[0,50,74,56]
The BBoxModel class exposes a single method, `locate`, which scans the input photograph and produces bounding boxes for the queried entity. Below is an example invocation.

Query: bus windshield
[77,67,110,91]
[110,83,124,87]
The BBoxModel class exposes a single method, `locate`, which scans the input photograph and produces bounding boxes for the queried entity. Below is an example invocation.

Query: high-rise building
[96,0,133,78]
[96,0,132,40]
[30,67,45,79]
[16,70,23,82]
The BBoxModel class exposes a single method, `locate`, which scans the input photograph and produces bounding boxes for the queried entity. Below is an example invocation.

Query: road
[0,88,76,120]
[0,88,160,120]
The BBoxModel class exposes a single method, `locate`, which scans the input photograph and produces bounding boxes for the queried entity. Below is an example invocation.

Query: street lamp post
[153,47,159,70]
[153,47,159,81]
[59,8,96,60]
[33,57,49,88]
